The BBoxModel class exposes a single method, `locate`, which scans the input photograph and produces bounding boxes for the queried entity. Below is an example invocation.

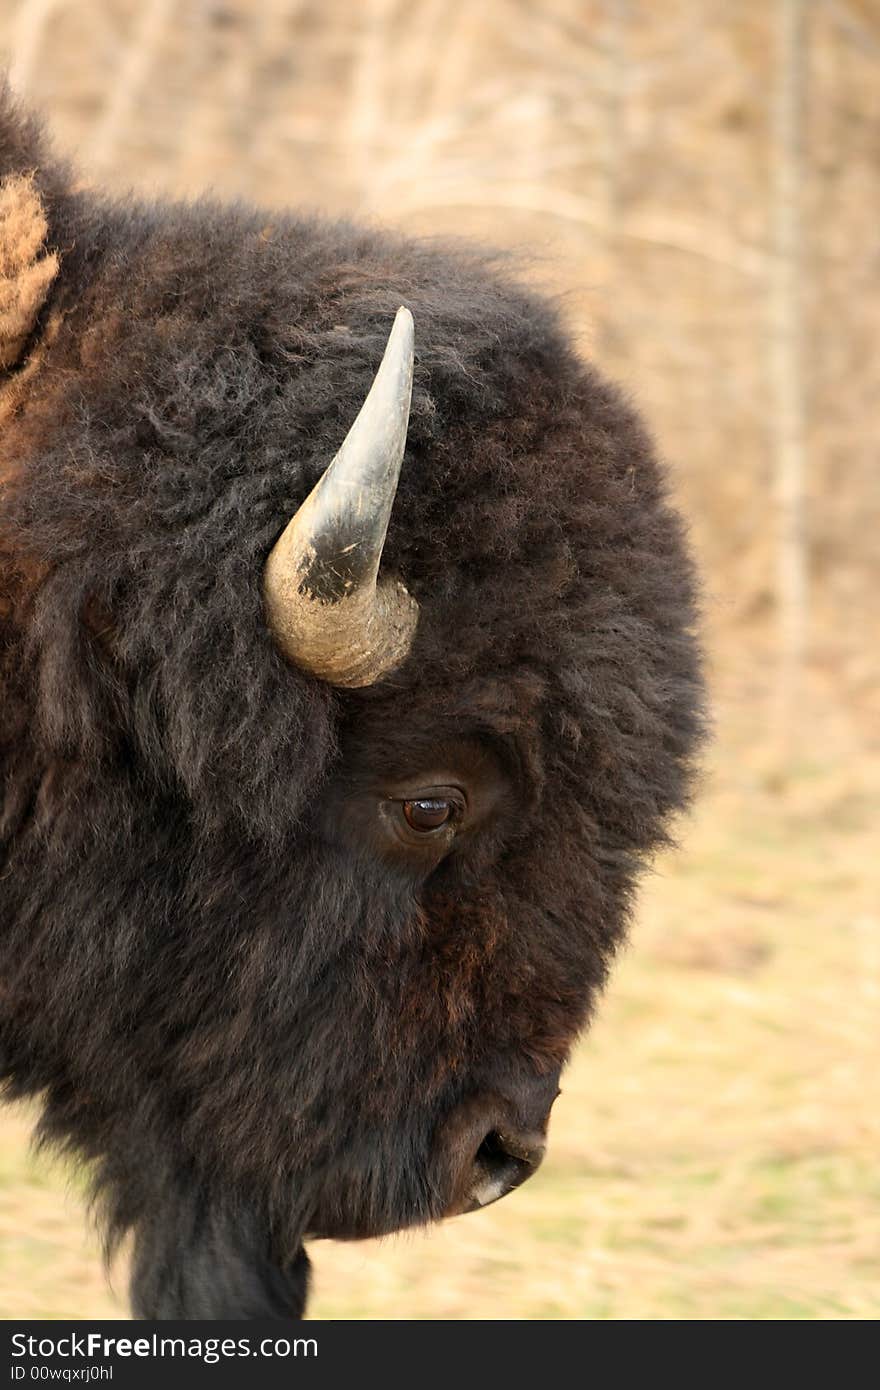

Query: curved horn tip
[262,301,420,688]
[394,303,414,333]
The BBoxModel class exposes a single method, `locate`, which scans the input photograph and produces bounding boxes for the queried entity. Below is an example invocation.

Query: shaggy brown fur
[0,85,705,1319]
[0,173,58,362]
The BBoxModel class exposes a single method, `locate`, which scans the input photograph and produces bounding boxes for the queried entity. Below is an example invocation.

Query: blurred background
[0,0,877,1319]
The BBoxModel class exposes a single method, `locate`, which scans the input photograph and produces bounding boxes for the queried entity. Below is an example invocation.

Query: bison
[0,86,704,1319]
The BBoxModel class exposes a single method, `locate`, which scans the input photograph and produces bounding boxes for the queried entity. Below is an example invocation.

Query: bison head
[0,87,705,1318]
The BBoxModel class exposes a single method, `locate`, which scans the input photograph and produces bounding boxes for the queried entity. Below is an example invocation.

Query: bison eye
[402,798,455,832]
[386,786,467,846]
[369,781,473,858]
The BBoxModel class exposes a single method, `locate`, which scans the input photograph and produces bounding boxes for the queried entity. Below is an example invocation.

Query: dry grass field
[1,0,878,1320]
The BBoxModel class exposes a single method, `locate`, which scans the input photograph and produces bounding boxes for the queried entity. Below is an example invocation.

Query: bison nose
[434,1072,560,1217]
[468,1126,547,1209]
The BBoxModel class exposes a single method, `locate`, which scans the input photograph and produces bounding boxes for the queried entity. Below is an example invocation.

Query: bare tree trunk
[770,0,809,768]
[596,0,628,357]
[345,0,399,177]
[86,0,174,172]
[8,0,61,94]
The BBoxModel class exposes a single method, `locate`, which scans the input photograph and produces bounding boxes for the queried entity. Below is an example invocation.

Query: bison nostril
[475,1129,509,1170]
[486,1128,546,1166]
[476,1129,538,1170]
[436,1083,558,1220]
[469,1128,545,1209]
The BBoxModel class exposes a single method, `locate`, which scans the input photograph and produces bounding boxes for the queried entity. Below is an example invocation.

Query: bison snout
[467,1126,546,1209]
[434,1071,560,1217]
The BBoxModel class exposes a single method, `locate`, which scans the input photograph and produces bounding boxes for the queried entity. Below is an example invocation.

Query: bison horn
[263,306,419,687]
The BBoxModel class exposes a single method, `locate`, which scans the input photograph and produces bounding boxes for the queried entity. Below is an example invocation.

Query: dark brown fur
[0,86,705,1318]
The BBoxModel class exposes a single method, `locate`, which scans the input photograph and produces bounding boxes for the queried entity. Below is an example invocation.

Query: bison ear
[0,173,59,372]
